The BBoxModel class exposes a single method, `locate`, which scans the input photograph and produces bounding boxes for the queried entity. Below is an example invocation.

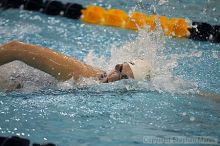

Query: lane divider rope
[0,0,219,43]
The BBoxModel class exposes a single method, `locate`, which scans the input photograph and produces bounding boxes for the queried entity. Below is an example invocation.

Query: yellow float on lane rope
[81,5,190,38]
[81,6,105,24]
[103,9,128,27]
[124,12,148,30]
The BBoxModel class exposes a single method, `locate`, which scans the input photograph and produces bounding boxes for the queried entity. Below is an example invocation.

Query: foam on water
[0,2,220,145]
[0,61,57,93]
[84,19,198,94]
[0,3,199,95]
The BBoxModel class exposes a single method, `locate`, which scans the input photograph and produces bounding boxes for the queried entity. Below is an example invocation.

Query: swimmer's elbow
[0,40,21,49]
[0,41,21,65]
[7,40,20,44]
[5,40,23,47]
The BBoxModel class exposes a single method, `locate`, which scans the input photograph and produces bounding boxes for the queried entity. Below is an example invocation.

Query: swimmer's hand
[0,78,23,92]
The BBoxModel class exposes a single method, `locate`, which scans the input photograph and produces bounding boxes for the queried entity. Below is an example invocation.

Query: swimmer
[0,41,152,90]
[1,41,220,102]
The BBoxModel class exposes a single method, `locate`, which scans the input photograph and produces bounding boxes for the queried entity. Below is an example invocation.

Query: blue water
[0,0,220,146]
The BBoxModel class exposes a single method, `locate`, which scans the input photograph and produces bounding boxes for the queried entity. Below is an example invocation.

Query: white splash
[158,0,169,5]
[84,23,166,71]
[84,20,198,94]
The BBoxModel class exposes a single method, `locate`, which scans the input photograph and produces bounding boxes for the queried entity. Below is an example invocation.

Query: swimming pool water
[0,0,220,146]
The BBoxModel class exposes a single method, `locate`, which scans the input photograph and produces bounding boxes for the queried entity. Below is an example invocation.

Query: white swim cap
[128,59,152,80]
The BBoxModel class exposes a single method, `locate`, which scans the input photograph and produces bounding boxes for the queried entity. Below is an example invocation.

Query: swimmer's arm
[0,41,104,81]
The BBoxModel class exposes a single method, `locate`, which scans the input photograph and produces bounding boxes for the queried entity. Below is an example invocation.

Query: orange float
[80,6,190,38]
[124,12,148,30]
[168,18,189,37]
[172,18,189,37]
[159,16,169,35]
[103,9,128,27]
[145,15,157,31]
[81,6,105,24]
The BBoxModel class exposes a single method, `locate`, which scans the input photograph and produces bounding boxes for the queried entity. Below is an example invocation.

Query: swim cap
[128,59,152,80]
